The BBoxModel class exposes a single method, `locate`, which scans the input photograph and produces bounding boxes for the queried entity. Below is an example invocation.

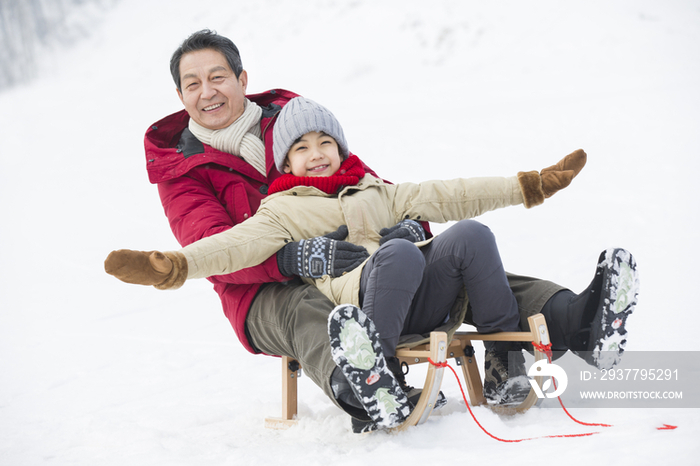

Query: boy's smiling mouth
[308,164,329,173]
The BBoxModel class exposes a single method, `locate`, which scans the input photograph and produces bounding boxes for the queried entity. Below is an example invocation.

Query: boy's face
[284,131,342,177]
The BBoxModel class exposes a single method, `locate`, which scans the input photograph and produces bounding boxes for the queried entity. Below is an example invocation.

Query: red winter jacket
[144,89,382,354]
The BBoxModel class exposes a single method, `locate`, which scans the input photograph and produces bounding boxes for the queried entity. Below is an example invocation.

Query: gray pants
[246,228,564,410]
[359,220,520,356]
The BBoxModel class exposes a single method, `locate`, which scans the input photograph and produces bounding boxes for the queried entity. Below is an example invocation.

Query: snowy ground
[2,1,699,464]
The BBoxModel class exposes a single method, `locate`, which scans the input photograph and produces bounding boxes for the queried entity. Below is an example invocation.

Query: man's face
[284,131,342,177]
[177,48,248,130]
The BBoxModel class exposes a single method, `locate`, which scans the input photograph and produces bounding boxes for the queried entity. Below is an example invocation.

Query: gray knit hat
[273,97,349,173]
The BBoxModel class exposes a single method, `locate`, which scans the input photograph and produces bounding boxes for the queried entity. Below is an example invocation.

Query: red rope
[531,341,553,360]
[428,357,598,442]
[530,342,612,428]
[427,358,448,368]
[428,344,678,439]
[532,343,676,431]
[428,343,677,439]
[657,424,678,430]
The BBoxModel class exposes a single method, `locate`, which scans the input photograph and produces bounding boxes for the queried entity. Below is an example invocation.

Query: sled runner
[264,313,550,430]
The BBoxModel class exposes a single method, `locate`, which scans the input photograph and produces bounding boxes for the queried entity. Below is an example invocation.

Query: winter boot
[330,366,374,423]
[542,248,639,370]
[483,342,531,405]
[574,248,639,369]
[350,357,447,433]
[328,304,412,430]
[386,357,447,413]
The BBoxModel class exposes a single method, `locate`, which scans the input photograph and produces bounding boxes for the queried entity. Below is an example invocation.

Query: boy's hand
[104,249,188,290]
[517,149,587,208]
[277,226,370,278]
[379,219,426,245]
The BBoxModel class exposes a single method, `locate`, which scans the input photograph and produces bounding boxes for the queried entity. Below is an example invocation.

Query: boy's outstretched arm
[517,149,587,208]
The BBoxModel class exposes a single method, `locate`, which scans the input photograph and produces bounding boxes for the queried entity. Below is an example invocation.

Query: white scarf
[188,99,267,176]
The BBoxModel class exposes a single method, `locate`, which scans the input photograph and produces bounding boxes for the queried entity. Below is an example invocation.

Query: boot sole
[351,390,447,434]
[587,248,639,370]
[328,304,411,429]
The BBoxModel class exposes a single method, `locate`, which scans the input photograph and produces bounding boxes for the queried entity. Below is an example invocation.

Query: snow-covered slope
[1,1,699,464]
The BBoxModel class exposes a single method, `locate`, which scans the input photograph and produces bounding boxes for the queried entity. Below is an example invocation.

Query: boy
[106,97,633,430]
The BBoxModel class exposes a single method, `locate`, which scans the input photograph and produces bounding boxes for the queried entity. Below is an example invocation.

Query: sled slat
[264,356,299,429]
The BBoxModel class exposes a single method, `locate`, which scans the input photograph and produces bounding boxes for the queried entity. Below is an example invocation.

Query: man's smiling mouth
[202,103,224,111]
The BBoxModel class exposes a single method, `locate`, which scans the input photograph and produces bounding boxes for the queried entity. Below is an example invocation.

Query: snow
[2,0,699,464]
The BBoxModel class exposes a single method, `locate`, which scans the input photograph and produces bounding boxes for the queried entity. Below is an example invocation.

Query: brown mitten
[104,249,188,290]
[517,149,587,208]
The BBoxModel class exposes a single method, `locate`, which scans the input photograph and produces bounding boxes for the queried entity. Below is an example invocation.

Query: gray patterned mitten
[277,225,370,278]
[379,219,426,246]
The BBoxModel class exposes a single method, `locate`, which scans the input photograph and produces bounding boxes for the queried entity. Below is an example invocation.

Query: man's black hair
[170,29,243,91]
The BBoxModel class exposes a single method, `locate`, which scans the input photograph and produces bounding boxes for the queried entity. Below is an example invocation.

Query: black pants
[359,220,521,356]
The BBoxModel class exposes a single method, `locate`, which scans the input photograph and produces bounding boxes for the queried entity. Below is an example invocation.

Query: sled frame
[264,313,550,429]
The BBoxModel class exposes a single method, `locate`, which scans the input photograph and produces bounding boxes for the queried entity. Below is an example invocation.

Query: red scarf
[268,155,366,195]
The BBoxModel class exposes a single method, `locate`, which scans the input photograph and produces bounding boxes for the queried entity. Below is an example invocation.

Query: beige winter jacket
[181,173,525,308]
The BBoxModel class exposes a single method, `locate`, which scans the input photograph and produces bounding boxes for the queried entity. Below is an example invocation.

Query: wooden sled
[264,313,550,430]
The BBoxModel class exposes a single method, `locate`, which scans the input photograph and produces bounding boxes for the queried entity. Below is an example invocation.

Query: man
[136,29,638,431]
